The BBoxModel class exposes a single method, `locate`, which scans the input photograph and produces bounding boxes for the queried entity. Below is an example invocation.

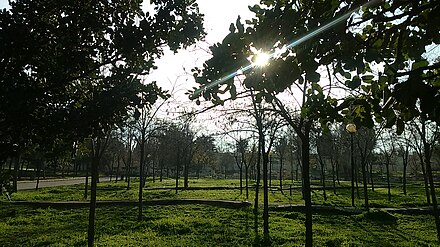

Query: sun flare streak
[191,0,380,99]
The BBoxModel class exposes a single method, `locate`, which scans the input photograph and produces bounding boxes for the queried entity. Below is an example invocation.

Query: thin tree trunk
[403,152,408,196]
[320,160,327,201]
[336,161,341,185]
[355,158,360,199]
[332,162,336,194]
[235,156,243,195]
[350,134,355,207]
[152,159,155,183]
[362,161,369,210]
[254,139,261,243]
[84,162,89,199]
[245,165,249,199]
[12,155,20,192]
[425,144,440,242]
[138,135,145,222]
[183,160,189,189]
[87,153,99,247]
[279,156,283,192]
[385,159,391,201]
[262,148,269,241]
[36,162,41,190]
[301,124,312,247]
[369,162,375,192]
[116,154,120,183]
[269,155,272,188]
[175,149,180,194]
[160,162,163,182]
[420,158,431,205]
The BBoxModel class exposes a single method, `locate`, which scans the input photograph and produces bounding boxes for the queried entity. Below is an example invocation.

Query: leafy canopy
[0,0,205,160]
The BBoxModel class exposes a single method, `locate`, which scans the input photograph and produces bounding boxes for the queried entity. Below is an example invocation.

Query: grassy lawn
[5,178,436,208]
[0,203,438,246]
[1,178,439,246]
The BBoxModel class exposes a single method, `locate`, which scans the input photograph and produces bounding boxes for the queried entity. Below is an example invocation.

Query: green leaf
[346,76,361,89]
[344,72,352,79]
[362,75,374,83]
[229,23,235,33]
[372,39,383,49]
[236,16,244,33]
[412,60,429,70]
[306,71,320,83]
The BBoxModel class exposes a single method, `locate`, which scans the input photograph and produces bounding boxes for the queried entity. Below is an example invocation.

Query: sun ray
[191,0,380,99]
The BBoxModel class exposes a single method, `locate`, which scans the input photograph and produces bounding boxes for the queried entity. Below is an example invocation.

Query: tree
[191,0,440,245]
[275,136,288,192]
[0,1,205,246]
[134,95,169,221]
[235,138,247,195]
[192,135,217,178]
[355,127,377,209]
[378,131,396,201]
[396,130,411,196]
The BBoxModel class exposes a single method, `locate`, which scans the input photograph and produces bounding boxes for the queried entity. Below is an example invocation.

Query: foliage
[0,0,205,160]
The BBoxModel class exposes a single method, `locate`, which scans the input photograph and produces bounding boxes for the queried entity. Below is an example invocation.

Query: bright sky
[0,0,258,100]
[143,1,259,101]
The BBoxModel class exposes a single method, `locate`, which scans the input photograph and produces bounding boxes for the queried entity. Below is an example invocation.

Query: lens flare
[191,0,380,99]
[253,51,271,67]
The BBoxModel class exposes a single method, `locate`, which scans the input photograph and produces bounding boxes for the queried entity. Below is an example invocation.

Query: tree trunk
[127,149,132,190]
[320,160,327,201]
[355,158,360,199]
[183,160,189,189]
[254,139,261,242]
[290,154,294,186]
[175,149,180,194]
[279,156,283,192]
[269,155,272,188]
[235,154,243,195]
[84,162,89,199]
[369,161,375,192]
[12,155,20,192]
[425,144,440,242]
[403,150,408,196]
[350,134,355,207]
[138,135,145,222]
[385,159,391,201]
[36,161,41,190]
[87,153,99,247]
[336,161,341,185]
[301,124,312,247]
[160,163,163,182]
[152,159,155,183]
[245,165,249,199]
[331,162,336,194]
[362,161,369,210]
[116,154,120,183]
[262,148,269,241]
[420,158,431,205]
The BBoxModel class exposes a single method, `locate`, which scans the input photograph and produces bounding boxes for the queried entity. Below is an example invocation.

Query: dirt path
[17,176,111,190]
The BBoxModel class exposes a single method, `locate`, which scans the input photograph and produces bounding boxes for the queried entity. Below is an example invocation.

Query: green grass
[6,178,437,209]
[0,203,438,246]
[1,178,440,246]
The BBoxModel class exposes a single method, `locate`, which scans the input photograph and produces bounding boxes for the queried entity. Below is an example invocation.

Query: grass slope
[0,203,438,246]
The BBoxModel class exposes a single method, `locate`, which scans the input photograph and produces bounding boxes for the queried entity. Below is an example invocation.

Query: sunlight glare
[253,51,271,67]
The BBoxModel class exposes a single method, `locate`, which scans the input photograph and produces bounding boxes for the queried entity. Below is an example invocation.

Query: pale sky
[0,0,258,100]
[144,1,259,100]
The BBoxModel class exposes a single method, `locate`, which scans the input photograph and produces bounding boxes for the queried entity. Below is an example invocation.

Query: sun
[252,50,271,67]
